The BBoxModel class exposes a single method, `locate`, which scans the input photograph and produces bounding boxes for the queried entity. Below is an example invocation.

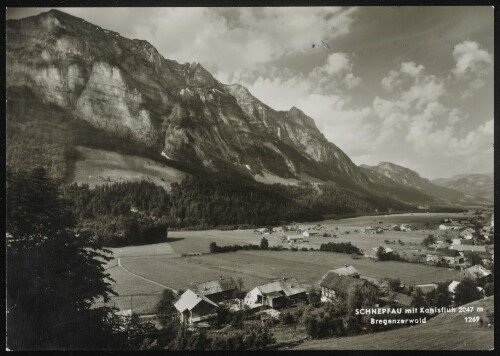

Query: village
[169,211,494,331]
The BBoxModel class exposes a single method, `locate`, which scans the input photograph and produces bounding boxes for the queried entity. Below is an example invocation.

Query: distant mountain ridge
[432,173,493,204]
[360,162,488,205]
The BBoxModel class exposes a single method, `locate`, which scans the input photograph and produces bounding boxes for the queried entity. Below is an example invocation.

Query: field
[97,212,476,315]
[293,297,494,350]
[72,146,186,189]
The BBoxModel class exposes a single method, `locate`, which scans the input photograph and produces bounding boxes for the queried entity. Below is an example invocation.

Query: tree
[209,242,218,253]
[422,234,436,247]
[6,168,119,350]
[259,237,269,250]
[411,288,427,309]
[155,289,179,327]
[468,252,483,266]
[376,246,387,260]
[454,278,482,306]
[484,283,494,297]
[307,287,322,307]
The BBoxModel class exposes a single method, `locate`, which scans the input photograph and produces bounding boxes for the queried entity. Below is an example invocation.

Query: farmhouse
[255,227,272,234]
[458,265,492,284]
[365,246,394,259]
[244,277,307,310]
[362,226,377,234]
[303,231,319,237]
[400,224,412,232]
[286,235,304,243]
[174,289,218,325]
[425,248,462,265]
[462,251,492,266]
[331,264,360,278]
[448,280,485,302]
[459,228,475,240]
[194,277,239,303]
[319,273,378,303]
[415,283,438,294]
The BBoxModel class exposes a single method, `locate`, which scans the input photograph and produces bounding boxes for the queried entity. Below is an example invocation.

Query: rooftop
[174,289,218,313]
[194,277,238,296]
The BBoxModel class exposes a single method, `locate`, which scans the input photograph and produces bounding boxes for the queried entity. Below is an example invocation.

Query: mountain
[432,173,494,204]
[360,162,486,205]
[6,10,482,211]
[6,9,370,189]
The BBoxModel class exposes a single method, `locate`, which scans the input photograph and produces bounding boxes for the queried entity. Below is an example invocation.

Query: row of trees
[319,242,362,255]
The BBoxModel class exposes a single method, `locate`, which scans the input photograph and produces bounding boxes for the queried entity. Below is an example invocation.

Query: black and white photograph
[5,4,495,351]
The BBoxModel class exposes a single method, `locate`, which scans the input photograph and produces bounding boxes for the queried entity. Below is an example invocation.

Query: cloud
[451,40,492,97]
[375,59,492,164]
[309,53,361,92]
[381,61,425,91]
[129,7,359,82]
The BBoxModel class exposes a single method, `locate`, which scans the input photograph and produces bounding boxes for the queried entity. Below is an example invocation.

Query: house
[439,222,461,230]
[462,251,492,266]
[362,226,377,234]
[365,246,394,259]
[244,277,307,310]
[319,273,378,303]
[194,277,239,303]
[448,280,485,302]
[400,224,412,232]
[331,265,360,278]
[255,227,272,234]
[303,231,319,237]
[458,265,492,284]
[426,248,462,265]
[459,228,474,240]
[415,283,438,294]
[286,235,304,243]
[388,224,398,231]
[174,289,218,325]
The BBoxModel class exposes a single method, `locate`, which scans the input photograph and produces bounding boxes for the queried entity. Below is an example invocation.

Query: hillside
[6,9,481,212]
[6,9,369,188]
[360,162,485,206]
[433,174,493,204]
[294,297,494,350]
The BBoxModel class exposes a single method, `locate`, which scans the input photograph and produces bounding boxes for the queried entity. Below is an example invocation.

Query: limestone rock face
[6,9,369,185]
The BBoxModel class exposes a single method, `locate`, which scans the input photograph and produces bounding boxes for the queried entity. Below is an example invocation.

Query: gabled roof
[427,248,460,257]
[174,289,218,313]
[465,265,492,278]
[449,245,487,252]
[415,283,438,294]
[256,277,306,297]
[462,250,491,260]
[332,265,360,277]
[320,273,372,295]
[195,277,238,296]
[372,246,394,253]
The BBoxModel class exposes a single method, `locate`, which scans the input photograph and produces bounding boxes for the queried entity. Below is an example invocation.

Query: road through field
[117,258,178,294]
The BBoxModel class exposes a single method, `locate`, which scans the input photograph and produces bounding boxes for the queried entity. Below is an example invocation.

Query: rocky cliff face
[6,9,370,187]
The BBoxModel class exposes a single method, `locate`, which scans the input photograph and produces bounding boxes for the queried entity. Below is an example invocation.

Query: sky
[7,6,494,179]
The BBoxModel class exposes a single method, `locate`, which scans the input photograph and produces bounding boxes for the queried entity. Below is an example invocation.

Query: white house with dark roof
[244,277,307,310]
[194,277,239,303]
[174,289,218,325]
